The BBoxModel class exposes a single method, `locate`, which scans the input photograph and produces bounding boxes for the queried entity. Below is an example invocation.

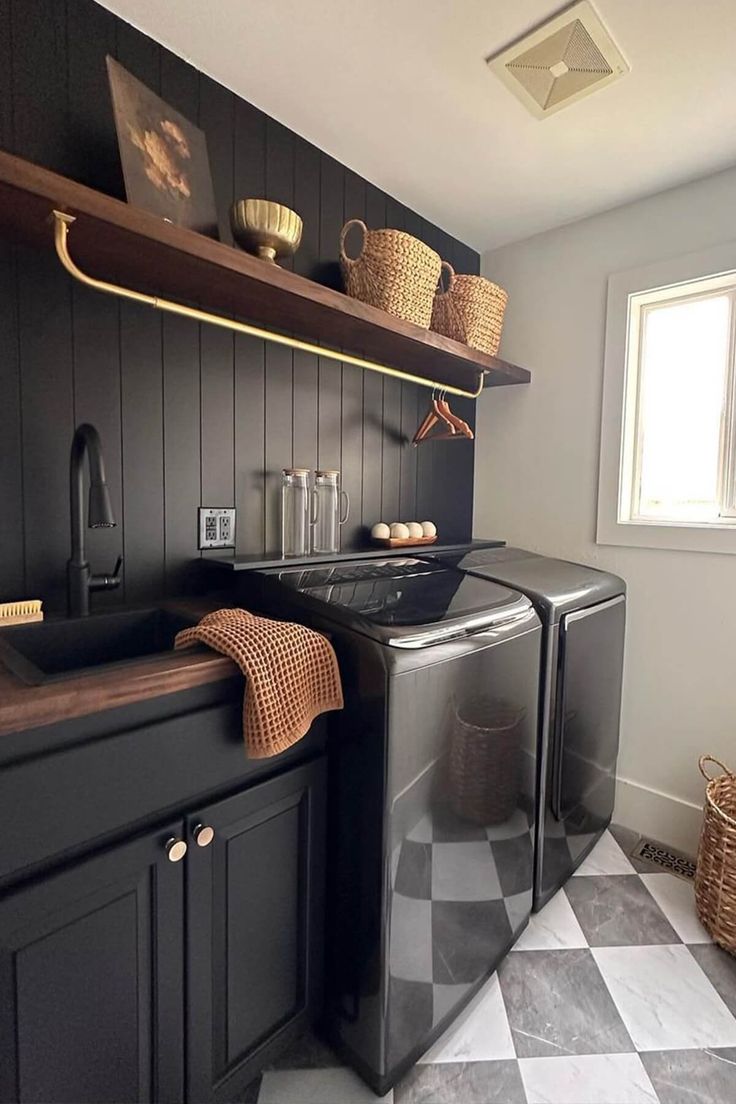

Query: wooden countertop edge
[0,650,240,737]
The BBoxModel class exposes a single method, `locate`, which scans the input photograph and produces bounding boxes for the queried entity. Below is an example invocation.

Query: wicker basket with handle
[339,219,441,328]
[695,755,736,955]
[431,262,508,355]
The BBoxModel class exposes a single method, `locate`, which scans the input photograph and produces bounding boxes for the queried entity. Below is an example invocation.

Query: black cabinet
[0,821,185,1104]
[187,759,326,1102]
[0,757,326,1104]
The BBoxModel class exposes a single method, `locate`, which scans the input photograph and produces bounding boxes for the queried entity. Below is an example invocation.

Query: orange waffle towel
[174,608,343,758]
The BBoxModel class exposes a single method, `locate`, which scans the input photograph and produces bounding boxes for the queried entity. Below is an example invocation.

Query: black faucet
[67,423,123,617]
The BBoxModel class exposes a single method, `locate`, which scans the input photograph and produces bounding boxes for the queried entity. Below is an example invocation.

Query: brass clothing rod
[52,211,485,400]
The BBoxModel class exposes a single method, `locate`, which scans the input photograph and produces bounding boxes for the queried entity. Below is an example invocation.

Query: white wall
[475,165,736,854]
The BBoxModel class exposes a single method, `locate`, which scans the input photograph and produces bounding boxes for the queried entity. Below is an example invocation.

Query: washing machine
[239,557,541,1093]
[427,547,626,911]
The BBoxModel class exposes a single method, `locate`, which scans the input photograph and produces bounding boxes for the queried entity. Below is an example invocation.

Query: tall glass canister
[281,468,311,557]
[312,470,350,554]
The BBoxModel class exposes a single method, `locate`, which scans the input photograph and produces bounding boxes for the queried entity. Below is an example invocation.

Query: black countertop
[204,539,505,573]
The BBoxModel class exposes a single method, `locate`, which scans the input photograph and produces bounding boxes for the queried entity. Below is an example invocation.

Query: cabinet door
[186,758,326,1103]
[0,824,185,1104]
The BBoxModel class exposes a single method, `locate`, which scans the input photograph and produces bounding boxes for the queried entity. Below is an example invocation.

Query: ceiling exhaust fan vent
[487,1,629,119]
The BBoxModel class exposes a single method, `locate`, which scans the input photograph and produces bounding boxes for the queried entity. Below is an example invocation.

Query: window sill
[596,517,736,555]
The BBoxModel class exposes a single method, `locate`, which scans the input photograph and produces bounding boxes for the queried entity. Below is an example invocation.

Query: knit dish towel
[174,607,343,758]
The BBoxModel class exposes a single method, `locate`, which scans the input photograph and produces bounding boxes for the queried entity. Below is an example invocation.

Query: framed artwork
[106,55,219,238]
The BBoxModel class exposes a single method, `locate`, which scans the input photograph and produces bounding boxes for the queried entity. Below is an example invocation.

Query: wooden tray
[372,535,438,550]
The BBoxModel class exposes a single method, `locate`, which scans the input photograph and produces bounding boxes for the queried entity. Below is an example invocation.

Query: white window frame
[598,240,736,555]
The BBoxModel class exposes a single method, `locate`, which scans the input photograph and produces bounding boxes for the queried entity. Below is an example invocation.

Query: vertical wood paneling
[234,99,266,200]
[162,316,201,594]
[197,73,235,533]
[199,74,234,245]
[233,98,267,555]
[293,138,320,281]
[263,119,296,550]
[234,335,265,556]
[17,249,73,610]
[0,0,480,605]
[361,184,387,529]
[0,0,12,150]
[112,18,167,605]
[10,0,69,173]
[120,302,165,605]
[0,1,23,602]
[292,139,320,486]
[264,343,293,552]
[0,245,24,603]
[340,170,366,546]
[317,155,343,478]
[292,349,319,473]
[66,0,120,195]
[70,286,123,607]
[199,327,234,509]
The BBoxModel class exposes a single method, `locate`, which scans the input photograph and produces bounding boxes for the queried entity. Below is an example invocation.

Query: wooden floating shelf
[0,151,531,395]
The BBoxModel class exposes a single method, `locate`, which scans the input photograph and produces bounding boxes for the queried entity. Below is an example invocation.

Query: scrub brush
[0,599,44,626]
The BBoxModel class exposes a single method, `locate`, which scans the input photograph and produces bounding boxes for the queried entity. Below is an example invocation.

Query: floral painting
[106,56,218,238]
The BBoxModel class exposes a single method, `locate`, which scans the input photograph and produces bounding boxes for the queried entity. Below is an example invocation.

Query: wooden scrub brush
[0,599,44,626]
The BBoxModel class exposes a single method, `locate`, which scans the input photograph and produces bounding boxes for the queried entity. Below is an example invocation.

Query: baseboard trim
[614,776,703,856]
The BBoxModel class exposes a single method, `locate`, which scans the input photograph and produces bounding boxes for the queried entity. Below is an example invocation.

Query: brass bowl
[230,199,303,264]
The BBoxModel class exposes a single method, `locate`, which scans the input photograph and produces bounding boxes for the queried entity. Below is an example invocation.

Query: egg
[389,522,410,539]
[371,522,391,540]
[420,521,437,538]
[406,522,424,539]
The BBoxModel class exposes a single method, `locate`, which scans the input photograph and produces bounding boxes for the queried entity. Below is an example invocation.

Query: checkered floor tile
[241,827,736,1103]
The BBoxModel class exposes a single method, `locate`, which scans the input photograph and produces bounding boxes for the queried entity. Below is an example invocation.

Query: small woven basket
[695,755,736,955]
[339,219,441,328]
[431,262,508,355]
[448,697,526,826]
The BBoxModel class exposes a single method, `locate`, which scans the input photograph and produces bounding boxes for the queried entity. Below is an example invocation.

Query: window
[621,274,736,526]
[598,243,736,554]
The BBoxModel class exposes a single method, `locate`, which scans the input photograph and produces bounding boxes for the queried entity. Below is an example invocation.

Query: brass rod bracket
[51,209,485,399]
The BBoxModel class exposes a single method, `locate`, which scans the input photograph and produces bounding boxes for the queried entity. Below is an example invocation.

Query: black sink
[0,607,199,685]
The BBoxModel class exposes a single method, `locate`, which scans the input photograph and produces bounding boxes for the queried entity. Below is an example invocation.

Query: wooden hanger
[413,391,473,444]
[412,390,455,444]
[436,397,474,440]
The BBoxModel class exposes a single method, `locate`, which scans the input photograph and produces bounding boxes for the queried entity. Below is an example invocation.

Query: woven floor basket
[339,219,441,328]
[695,755,736,955]
[431,262,508,355]
[448,697,526,826]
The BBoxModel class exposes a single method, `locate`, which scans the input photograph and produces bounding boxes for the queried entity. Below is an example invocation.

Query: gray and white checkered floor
[244,825,736,1103]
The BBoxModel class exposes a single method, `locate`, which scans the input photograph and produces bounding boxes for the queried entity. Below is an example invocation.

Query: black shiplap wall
[0,0,479,612]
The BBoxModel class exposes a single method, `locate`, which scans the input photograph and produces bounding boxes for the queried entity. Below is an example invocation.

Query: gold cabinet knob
[194,823,215,848]
[165,837,188,863]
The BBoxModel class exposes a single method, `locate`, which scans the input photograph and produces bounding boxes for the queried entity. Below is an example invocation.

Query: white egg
[406,522,424,539]
[389,522,410,539]
[420,521,437,538]
[371,522,391,540]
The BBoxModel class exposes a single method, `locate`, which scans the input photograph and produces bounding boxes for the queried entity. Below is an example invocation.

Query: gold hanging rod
[52,210,485,400]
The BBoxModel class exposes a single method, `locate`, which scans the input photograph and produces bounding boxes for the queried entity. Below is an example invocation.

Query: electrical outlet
[198,507,236,549]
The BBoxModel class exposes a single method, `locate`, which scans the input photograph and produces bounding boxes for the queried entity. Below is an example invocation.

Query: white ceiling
[99,0,736,251]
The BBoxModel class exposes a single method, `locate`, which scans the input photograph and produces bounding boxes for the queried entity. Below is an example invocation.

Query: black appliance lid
[257,558,532,647]
[428,547,625,624]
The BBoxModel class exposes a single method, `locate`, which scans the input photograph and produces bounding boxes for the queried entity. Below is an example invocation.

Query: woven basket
[339,219,441,328]
[695,755,736,955]
[448,697,526,826]
[431,262,508,355]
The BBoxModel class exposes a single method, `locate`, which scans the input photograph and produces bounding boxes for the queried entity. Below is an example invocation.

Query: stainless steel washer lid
[428,547,625,625]
[254,558,534,648]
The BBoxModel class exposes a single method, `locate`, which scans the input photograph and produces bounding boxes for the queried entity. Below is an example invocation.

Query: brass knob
[194,823,215,848]
[165,837,188,863]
